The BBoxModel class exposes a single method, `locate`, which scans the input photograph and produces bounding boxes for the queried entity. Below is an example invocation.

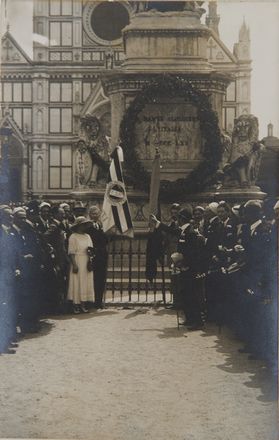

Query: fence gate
[104,234,172,304]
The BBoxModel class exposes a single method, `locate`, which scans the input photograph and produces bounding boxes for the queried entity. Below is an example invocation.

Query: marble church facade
[0,1,251,201]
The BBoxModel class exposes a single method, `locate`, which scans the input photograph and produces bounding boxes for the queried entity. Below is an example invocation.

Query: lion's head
[80,114,100,141]
[232,114,259,144]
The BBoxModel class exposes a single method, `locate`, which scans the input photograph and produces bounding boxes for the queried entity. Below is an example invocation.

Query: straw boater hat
[70,216,92,231]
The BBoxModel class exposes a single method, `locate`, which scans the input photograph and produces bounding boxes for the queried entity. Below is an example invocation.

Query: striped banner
[101,146,134,238]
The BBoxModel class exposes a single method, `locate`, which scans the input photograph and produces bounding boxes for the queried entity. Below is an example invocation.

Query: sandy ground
[0,306,277,440]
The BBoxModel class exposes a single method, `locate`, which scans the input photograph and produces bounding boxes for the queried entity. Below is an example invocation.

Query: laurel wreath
[119,75,222,201]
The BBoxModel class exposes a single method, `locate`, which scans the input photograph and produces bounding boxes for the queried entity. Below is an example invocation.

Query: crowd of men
[0,197,277,374]
[0,200,108,354]
[151,198,278,371]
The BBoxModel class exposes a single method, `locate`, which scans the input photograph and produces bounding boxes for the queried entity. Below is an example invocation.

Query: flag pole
[148,147,161,227]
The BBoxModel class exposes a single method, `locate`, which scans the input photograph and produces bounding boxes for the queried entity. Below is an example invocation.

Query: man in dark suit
[87,206,108,309]
[11,208,43,333]
[36,202,51,235]
[43,206,69,313]
[151,206,207,329]
[237,200,271,358]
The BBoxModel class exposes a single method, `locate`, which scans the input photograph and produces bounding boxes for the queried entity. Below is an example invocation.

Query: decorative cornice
[123,28,211,38]
[1,73,33,80]
[102,72,231,96]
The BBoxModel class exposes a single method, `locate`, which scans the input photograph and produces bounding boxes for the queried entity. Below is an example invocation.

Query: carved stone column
[110,92,126,148]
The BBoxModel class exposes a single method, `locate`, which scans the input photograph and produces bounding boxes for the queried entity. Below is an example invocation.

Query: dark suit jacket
[87,223,108,266]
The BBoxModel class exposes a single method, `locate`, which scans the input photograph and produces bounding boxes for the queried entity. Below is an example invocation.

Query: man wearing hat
[12,208,44,333]
[192,206,205,235]
[176,207,206,329]
[236,200,271,358]
[36,202,51,235]
[0,207,19,353]
[87,206,108,309]
[151,206,206,329]
[163,203,181,309]
[43,206,69,313]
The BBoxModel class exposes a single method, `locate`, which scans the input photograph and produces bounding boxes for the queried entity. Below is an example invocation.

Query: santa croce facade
[0,0,251,201]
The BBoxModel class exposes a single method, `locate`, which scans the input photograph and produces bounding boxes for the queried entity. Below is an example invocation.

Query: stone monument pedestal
[71,6,266,228]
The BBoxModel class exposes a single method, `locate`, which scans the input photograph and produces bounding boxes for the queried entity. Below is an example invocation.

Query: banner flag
[148,148,161,217]
[101,146,134,238]
[145,148,164,282]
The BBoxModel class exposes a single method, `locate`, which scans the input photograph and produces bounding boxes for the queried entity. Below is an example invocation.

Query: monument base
[70,184,266,234]
[203,186,267,204]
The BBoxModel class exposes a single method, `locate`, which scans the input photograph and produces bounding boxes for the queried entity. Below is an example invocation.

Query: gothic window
[61,108,72,132]
[61,83,72,102]
[13,83,22,102]
[225,82,236,102]
[49,108,72,133]
[23,83,32,102]
[49,108,60,132]
[50,0,72,16]
[3,83,12,102]
[50,82,72,102]
[50,83,60,101]
[61,0,72,15]
[83,83,91,101]
[37,0,43,13]
[61,23,72,46]
[23,109,32,133]
[50,21,72,46]
[12,108,22,129]
[82,82,96,102]
[50,22,60,46]
[49,0,60,15]
[10,107,31,132]
[49,144,73,189]
[1,83,31,103]
[37,21,44,35]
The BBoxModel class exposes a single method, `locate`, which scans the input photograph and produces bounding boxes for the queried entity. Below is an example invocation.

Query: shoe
[73,306,81,314]
[10,342,19,347]
[187,324,205,331]
[80,305,89,313]
[95,304,104,310]
[1,347,16,354]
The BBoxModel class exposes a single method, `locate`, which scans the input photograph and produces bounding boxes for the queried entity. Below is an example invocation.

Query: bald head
[88,205,101,221]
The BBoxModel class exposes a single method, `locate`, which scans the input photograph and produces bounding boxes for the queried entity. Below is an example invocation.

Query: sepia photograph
[0,0,278,439]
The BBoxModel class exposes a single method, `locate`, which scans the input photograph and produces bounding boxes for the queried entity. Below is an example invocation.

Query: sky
[1,0,279,139]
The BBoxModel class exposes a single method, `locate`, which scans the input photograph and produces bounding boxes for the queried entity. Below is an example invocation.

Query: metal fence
[104,235,172,304]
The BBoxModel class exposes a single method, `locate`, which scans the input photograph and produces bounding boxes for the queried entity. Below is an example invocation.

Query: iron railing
[104,234,172,304]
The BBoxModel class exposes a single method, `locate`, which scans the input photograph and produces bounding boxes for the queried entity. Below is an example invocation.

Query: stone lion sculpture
[77,114,110,185]
[220,114,265,187]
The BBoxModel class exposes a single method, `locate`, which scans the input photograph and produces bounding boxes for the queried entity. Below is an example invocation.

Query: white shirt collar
[12,224,21,233]
[180,223,190,232]
[250,219,262,234]
[40,216,48,226]
[209,216,218,224]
